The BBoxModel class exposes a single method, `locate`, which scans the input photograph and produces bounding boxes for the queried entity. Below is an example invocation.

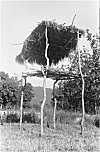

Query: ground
[0,123,100,152]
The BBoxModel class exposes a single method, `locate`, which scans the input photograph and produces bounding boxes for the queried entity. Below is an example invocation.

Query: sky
[0,0,99,88]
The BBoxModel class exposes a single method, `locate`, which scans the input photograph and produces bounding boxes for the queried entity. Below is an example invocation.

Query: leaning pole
[77,30,85,135]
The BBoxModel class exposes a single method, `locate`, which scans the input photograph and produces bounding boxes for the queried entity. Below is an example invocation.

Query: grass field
[1,122,100,152]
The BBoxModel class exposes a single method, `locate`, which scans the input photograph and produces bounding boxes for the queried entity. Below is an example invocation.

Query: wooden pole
[41,73,46,135]
[40,21,49,136]
[20,90,24,131]
[0,104,2,110]
[53,80,58,129]
[53,98,57,129]
[0,77,2,110]
[20,74,27,131]
[77,30,85,135]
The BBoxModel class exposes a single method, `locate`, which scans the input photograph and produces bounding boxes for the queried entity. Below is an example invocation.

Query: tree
[0,71,20,108]
[0,71,35,109]
[23,83,34,108]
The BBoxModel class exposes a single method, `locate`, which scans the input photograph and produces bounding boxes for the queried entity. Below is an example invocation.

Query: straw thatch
[16,21,84,66]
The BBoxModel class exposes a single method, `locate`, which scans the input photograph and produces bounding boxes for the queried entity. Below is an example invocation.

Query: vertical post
[0,76,2,110]
[53,80,58,129]
[81,74,85,135]
[77,30,85,135]
[20,90,24,131]
[53,98,57,129]
[40,21,49,136]
[0,104,2,110]
[20,76,24,131]
[20,73,27,131]
[41,73,46,135]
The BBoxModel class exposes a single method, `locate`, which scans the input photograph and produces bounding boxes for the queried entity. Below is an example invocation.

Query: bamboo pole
[40,21,49,136]
[77,30,85,135]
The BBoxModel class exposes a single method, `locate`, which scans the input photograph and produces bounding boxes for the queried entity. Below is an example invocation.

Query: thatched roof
[16,20,84,66]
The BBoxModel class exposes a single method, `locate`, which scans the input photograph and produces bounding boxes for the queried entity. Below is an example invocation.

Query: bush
[55,110,66,123]
[55,110,82,124]
[94,117,100,128]
[22,113,35,123]
[44,107,54,124]
[6,112,36,123]
[6,114,20,123]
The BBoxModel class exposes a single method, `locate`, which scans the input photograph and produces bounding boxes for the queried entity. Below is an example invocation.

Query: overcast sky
[0,0,99,88]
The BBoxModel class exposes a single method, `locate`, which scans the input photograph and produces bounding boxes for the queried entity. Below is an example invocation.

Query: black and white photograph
[0,0,100,151]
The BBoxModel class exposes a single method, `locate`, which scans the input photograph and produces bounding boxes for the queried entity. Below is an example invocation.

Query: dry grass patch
[1,123,100,152]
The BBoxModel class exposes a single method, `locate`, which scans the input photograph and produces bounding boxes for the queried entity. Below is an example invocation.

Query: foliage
[0,72,35,109]
[6,113,36,123]
[94,116,100,128]
[22,113,36,123]
[6,114,20,123]
[51,32,100,114]
[0,72,21,108]
[23,83,35,108]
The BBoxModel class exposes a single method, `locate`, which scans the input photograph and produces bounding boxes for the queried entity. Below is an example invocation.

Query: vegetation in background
[0,72,34,109]
[51,32,100,115]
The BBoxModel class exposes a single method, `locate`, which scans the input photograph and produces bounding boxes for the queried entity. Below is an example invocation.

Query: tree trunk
[77,30,85,135]
[41,73,46,136]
